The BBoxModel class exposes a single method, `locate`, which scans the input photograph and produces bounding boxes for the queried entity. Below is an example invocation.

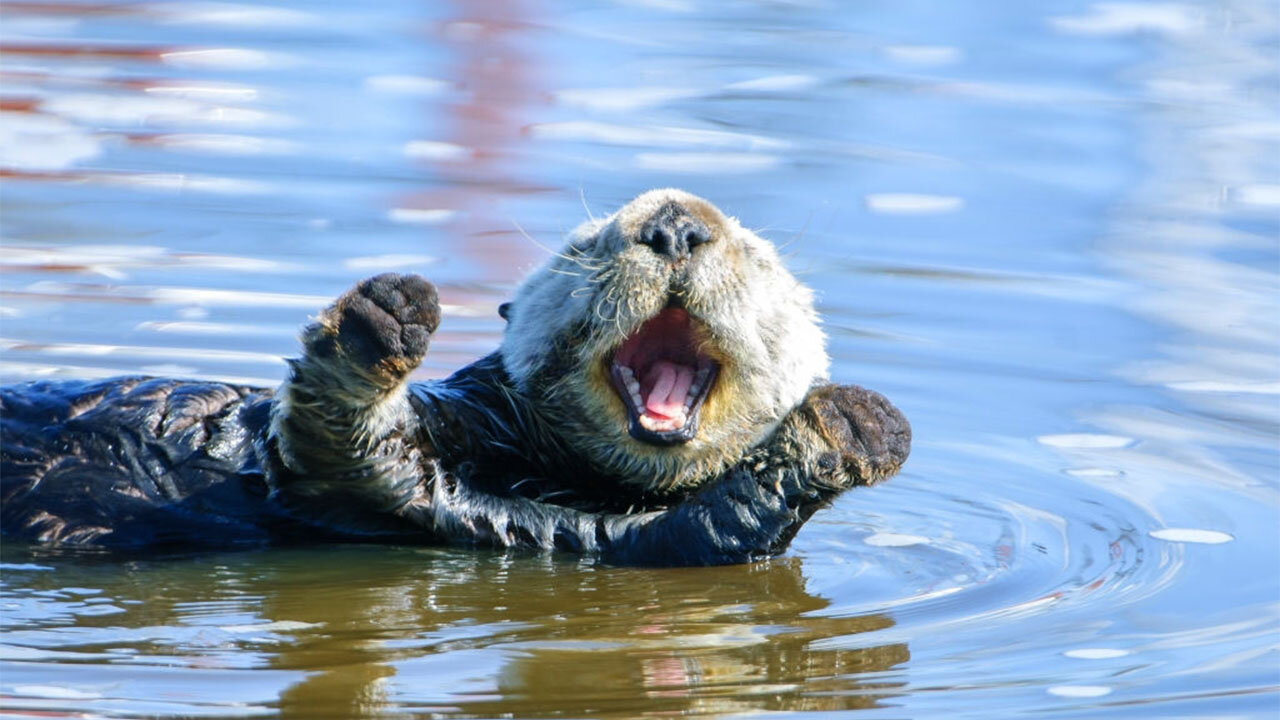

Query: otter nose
[638,204,711,260]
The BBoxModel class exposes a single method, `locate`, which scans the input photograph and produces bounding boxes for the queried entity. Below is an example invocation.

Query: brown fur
[499,189,829,493]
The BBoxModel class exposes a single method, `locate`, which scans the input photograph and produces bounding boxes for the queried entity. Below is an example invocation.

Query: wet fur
[1,191,909,565]
[501,189,828,492]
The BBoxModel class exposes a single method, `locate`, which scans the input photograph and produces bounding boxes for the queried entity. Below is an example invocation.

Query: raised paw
[800,384,911,487]
[306,273,441,383]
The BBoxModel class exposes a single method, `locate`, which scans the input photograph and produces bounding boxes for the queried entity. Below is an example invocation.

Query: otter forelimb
[265,273,443,536]
[400,380,911,566]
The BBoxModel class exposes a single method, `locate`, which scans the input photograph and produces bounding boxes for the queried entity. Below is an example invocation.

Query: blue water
[2,1,1277,717]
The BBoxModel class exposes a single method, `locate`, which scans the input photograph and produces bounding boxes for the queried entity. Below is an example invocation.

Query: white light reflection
[1064,648,1131,659]
[0,337,284,365]
[1148,528,1234,544]
[136,321,293,337]
[724,74,818,92]
[143,84,258,102]
[43,93,291,128]
[634,152,779,173]
[343,254,436,271]
[142,134,295,156]
[529,122,787,152]
[865,194,964,215]
[864,533,930,547]
[1233,184,1280,207]
[0,360,280,387]
[404,140,470,161]
[1051,3,1202,36]
[556,87,700,112]
[152,2,316,28]
[883,45,963,66]
[160,48,283,70]
[1037,434,1134,449]
[0,113,100,171]
[387,208,458,225]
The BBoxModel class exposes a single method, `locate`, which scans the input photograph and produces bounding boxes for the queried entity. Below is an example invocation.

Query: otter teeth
[685,366,712,406]
[617,365,644,409]
[641,410,687,433]
[616,360,697,432]
[638,411,687,432]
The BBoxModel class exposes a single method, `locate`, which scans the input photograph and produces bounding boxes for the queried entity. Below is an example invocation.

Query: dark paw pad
[311,273,440,378]
[802,384,911,485]
[358,273,440,335]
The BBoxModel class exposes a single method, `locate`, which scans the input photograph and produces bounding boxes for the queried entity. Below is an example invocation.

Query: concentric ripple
[2,0,1277,718]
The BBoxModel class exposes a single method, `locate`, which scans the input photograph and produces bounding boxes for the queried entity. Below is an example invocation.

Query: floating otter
[0,189,910,566]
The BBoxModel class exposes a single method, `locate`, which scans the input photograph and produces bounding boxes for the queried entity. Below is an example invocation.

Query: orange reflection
[396,1,553,284]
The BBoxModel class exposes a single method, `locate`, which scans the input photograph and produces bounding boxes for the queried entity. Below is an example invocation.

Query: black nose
[638,202,711,260]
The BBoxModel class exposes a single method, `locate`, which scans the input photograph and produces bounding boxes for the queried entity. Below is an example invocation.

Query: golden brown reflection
[240,551,909,718]
[7,541,907,718]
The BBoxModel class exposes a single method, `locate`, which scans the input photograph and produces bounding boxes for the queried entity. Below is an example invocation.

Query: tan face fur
[499,189,829,492]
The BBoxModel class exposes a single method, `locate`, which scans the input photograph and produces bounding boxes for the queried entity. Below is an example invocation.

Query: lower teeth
[638,413,686,432]
[617,362,715,435]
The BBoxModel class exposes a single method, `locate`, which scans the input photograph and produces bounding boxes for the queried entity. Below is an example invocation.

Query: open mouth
[609,306,720,446]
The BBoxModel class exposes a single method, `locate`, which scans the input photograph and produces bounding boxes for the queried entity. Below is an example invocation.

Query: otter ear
[498,302,513,322]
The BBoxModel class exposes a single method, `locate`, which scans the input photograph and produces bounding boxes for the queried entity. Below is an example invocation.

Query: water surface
[2,1,1278,717]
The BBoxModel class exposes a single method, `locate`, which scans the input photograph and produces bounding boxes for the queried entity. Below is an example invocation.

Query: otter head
[499,189,828,492]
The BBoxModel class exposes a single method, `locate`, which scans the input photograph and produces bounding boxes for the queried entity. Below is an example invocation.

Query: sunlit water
[2,1,1278,717]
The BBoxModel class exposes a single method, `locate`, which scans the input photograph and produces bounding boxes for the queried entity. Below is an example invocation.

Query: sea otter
[0,189,910,566]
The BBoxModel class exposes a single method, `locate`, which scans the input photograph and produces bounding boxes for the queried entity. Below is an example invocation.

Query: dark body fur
[2,192,912,566]
[1,351,910,565]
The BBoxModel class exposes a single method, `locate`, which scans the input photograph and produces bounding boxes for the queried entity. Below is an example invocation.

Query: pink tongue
[644,360,695,420]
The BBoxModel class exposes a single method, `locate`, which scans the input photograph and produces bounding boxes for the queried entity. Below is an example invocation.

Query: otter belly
[0,377,294,548]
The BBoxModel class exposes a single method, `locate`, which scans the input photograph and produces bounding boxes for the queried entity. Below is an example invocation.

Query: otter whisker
[602,286,626,336]
[509,477,537,493]
[578,185,596,223]
[568,254,604,271]
[602,286,619,317]
[563,250,605,272]
[510,219,604,271]
[774,210,814,254]
[536,490,577,502]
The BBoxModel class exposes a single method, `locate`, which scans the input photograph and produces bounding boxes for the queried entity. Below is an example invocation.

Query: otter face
[499,189,828,492]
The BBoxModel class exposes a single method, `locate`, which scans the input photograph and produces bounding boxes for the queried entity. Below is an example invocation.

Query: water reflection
[263,553,909,718]
[2,546,907,718]
[392,0,550,282]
